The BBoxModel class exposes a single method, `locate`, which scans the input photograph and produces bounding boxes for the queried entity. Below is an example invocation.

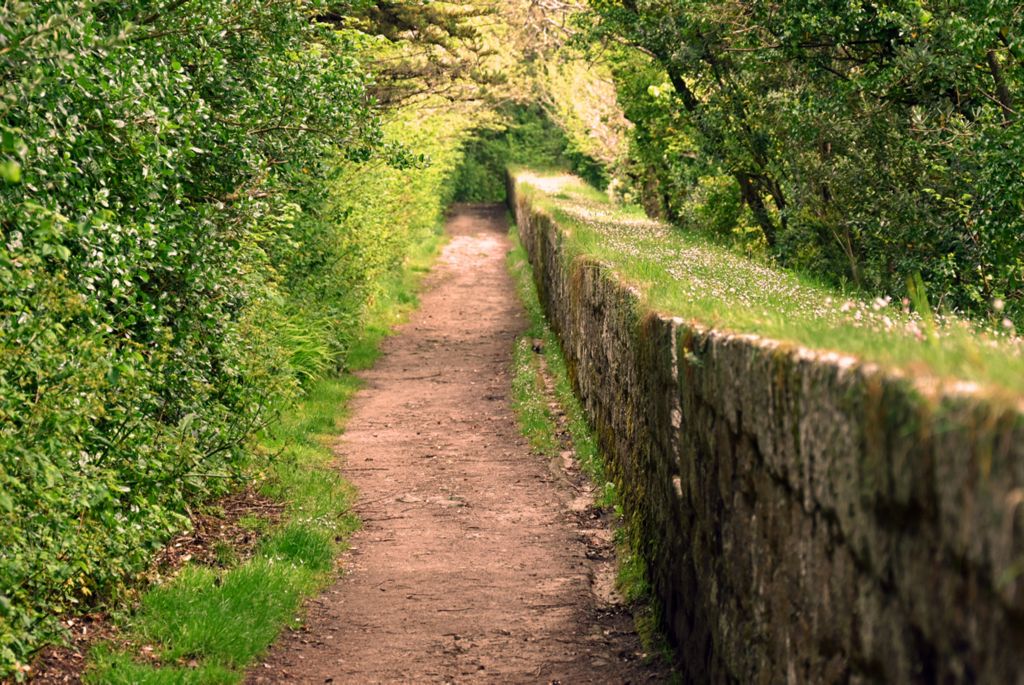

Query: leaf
[1,160,22,183]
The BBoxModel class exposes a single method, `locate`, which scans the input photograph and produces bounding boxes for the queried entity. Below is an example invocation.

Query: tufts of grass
[121,562,316,669]
[507,220,672,672]
[614,529,651,605]
[612,529,678,679]
[259,525,335,573]
[514,171,1024,401]
[211,542,238,570]
[510,337,560,456]
[237,515,269,534]
[507,224,615,505]
[542,339,610,504]
[88,648,239,685]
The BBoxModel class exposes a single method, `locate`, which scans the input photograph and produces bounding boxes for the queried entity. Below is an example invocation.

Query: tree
[581,0,1024,322]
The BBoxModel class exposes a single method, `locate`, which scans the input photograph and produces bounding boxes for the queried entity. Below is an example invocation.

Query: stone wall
[508,174,1024,684]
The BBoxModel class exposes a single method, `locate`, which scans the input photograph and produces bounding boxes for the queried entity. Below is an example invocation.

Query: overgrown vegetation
[0,0,478,673]
[515,171,1024,397]
[508,226,609,499]
[453,105,608,204]
[84,213,444,682]
[1,2,367,672]
[578,0,1024,326]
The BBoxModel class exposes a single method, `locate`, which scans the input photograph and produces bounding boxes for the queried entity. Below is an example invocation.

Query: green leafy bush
[0,1,401,675]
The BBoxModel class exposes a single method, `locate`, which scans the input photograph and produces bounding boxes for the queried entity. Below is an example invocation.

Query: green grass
[116,562,317,669]
[507,226,614,505]
[507,223,674,674]
[509,336,561,457]
[88,649,239,685]
[83,215,447,685]
[514,171,1024,401]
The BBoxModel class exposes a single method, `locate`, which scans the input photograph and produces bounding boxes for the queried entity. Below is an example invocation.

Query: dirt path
[248,204,669,684]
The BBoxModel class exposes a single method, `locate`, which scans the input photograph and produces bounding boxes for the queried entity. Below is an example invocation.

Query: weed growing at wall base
[507,221,676,673]
[508,224,610,503]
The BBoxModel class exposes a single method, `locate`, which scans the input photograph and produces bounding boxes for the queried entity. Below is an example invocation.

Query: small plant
[906,271,937,342]
[212,543,239,570]
[507,220,676,675]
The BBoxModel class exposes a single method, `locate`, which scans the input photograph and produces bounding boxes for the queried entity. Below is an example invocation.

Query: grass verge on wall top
[513,170,1024,400]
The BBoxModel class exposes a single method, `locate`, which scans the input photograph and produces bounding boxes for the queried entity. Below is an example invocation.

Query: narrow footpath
[249,205,669,684]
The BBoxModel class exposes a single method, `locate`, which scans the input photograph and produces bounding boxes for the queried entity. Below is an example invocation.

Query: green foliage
[454,105,607,203]
[580,0,1024,326]
[0,0,475,674]
[88,648,240,685]
[84,165,453,681]
[259,526,335,573]
[123,561,318,670]
[342,1,502,106]
[510,338,561,455]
